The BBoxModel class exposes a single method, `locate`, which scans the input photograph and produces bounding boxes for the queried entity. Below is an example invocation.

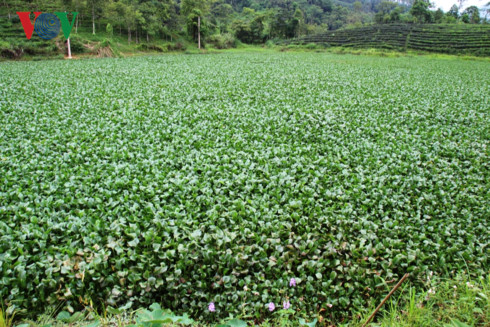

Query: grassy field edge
[2,273,488,327]
[2,27,490,63]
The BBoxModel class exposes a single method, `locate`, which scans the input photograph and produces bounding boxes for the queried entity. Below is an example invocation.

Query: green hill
[0,19,59,59]
[0,17,188,60]
[289,24,490,56]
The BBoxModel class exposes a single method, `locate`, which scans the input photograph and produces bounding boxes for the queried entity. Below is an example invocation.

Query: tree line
[2,0,489,46]
[376,1,487,24]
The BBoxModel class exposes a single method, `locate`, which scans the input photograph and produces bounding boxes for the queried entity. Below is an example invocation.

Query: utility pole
[65,11,73,59]
[67,38,72,59]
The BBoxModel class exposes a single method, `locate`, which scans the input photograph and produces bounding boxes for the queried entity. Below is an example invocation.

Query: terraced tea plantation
[289,24,490,56]
[0,53,488,320]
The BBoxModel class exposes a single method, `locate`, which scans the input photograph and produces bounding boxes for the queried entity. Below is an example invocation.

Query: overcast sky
[431,0,488,11]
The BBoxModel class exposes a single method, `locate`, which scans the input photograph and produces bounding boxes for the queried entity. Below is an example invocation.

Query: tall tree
[463,6,480,23]
[353,1,362,13]
[137,0,173,42]
[374,1,397,23]
[434,8,444,23]
[211,1,234,33]
[181,0,212,48]
[72,0,85,33]
[123,0,145,43]
[305,5,323,24]
[107,0,129,35]
[293,7,304,37]
[327,5,348,30]
[410,0,431,23]
[447,4,459,18]
[88,0,105,35]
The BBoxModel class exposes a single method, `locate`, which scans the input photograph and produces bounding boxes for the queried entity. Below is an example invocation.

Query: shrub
[305,43,318,50]
[137,44,166,52]
[69,35,86,53]
[167,42,186,51]
[265,40,275,48]
[106,23,114,38]
[206,33,237,49]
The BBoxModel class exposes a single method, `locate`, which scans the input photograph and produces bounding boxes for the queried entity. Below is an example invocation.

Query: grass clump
[371,274,489,327]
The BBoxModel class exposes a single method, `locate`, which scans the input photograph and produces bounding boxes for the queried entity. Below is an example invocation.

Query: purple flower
[208,302,215,312]
[289,278,296,287]
[283,300,290,310]
[268,302,275,312]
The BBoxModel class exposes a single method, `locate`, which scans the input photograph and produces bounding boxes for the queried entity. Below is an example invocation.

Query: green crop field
[0,53,489,323]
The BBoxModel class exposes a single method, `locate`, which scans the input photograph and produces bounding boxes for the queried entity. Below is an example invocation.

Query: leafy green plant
[56,311,84,324]
[298,318,317,327]
[0,52,488,323]
[217,318,248,327]
[445,319,471,327]
[128,303,194,327]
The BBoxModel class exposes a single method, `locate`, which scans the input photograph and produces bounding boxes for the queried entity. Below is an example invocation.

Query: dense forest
[2,0,489,47]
